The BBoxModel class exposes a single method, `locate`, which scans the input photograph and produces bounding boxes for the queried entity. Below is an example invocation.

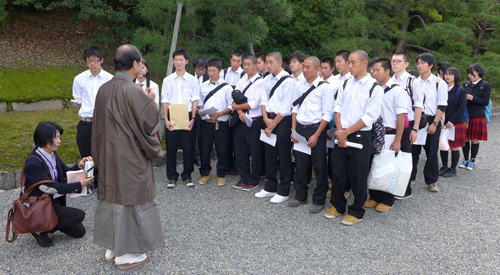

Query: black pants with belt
[411,117,441,185]
[48,197,86,238]
[402,121,413,196]
[331,131,372,219]
[263,115,293,196]
[233,118,264,186]
[294,123,328,205]
[165,113,195,181]
[199,120,229,178]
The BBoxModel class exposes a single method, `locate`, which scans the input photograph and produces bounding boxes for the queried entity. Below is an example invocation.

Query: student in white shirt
[289,56,335,214]
[364,58,410,212]
[161,48,200,188]
[197,58,233,186]
[72,47,113,159]
[289,51,306,84]
[193,57,209,85]
[324,50,383,226]
[220,50,245,88]
[320,57,335,83]
[231,55,265,191]
[255,51,296,204]
[411,53,448,193]
[256,52,270,78]
[331,50,352,88]
[135,60,160,109]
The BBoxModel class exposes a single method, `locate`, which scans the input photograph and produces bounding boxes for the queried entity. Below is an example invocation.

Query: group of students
[73,46,491,227]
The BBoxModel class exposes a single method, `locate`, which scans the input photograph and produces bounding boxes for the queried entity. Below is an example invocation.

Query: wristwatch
[411,128,418,132]
[433,121,439,126]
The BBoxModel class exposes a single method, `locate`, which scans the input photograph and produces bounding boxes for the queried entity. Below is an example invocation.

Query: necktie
[472,83,475,88]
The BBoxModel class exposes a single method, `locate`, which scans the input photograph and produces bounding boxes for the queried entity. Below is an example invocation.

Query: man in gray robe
[92,44,165,270]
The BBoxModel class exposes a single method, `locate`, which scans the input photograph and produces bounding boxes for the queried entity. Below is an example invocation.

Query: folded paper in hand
[66,170,90,198]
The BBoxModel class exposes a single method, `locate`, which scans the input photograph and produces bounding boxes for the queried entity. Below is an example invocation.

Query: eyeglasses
[415,62,427,66]
[86,59,101,64]
[391,60,405,64]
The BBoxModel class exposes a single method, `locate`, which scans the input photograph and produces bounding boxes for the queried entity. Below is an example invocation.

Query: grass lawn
[0,108,81,172]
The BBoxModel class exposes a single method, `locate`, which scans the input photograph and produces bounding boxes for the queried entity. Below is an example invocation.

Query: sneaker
[375,203,392,212]
[439,167,448,176]
[341,215,363,226]
[428,183,439,192]
[115,253,150,270]
[309,204,325,214]
[395,194,412,200]
[323,206,341,219]
[198,176,210,185]
[458,160,468,169]
[410,180,416,184]
[233,182,244,189]
[184,179,194,187]
[166,180,177,188]
[443,169,457,178]
[363,200,378,208]
[255,189,276,198]
[287,198,307,207]
[105,249,116,263]
[242,184,258,191]
[217,177,226,186]
[29,232,53,247]
[466,160,475,171]
[270,194,289,204]
[228,169,238,176]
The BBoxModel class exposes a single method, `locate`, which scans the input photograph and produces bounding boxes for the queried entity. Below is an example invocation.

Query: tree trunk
[472,20,487,58]
[167,2,183,76]
[396,5,410,52]
[247,32,254,54]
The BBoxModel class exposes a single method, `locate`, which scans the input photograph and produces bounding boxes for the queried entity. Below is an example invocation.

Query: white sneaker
[255,189,276,198]
[270,194,289,204]
[105,249,115,263]
[115,253,147,266]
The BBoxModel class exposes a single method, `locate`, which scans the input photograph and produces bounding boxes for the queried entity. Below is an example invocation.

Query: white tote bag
[439,128,450,151]
[368,149,412,197]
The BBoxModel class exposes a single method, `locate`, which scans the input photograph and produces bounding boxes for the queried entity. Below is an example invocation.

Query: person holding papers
[231,54,265,191]
[289,56,335,213]
[161,49,200,188]
[324,50,383,226]
[197,58,234,186]
[364,58,410,212]
[255,51,297,203]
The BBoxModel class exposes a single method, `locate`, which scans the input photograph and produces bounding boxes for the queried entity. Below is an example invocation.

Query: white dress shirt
[261,69,297,117]
[161,71,200,112]
[331,72,352,89]
[199,79,233,122]
[414,74,448,116]
[291,72,305,85]
[135,79,160,110]
[220,67,244,87]
[235,74,264,118]
[334,74,383,131]
[72,69,113,118]
[381,78,410,129]
[391,71,424,121]
[293,76,335,125]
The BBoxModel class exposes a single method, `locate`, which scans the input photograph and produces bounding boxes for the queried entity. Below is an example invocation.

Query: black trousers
[199,120,229,177]
[294,124,328,205]
[227,127,236,171]
[411,121,441,185]
[233,118,264,186]
[193,113,201,163]
[165,115,195,181]
[48,198,86,238]
[331,131,372,219]
[402,121,414,196]
[77,120,99,187]
[263,115,293,196]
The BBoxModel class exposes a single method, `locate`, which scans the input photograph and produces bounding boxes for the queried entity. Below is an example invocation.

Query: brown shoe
[198,176,210,185]
[326,187,332,198]
[364,200,378,208]
[341,215,362,226]
[375,203,392,212]
[323,206,341,219]
[217,177,226,186]
[344,191,349,199]
[428,183,439,192]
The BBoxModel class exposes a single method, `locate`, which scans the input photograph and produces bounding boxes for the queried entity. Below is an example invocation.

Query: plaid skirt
[449,122,466,147]
[466,117,488,140]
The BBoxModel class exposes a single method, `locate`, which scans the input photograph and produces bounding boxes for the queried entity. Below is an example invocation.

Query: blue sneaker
[466,161,475,171]
[458,160,468,169]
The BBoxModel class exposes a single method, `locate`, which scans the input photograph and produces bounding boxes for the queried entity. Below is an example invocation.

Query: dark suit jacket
[463,79,491,117]
[196,73,209,83]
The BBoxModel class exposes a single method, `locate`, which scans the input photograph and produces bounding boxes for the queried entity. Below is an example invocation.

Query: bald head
[305,56,320,68]
[350,50,369,62]
[114,44,142,71]
[267,51,282,62]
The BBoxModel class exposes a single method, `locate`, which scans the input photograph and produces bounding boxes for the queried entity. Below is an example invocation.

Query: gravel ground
[1,118,499,274]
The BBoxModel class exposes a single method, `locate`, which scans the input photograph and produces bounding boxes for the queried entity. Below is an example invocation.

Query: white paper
[447,125,455,141]
[326,128,336,148]
[260,130,277,147]
[245,114,253,127]
[291,129,311,155]
[334,139,364,149]
[413,126,428,145]
[198,106,218,115]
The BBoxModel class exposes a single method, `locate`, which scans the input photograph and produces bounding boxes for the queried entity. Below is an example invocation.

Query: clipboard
[169,104,189,130]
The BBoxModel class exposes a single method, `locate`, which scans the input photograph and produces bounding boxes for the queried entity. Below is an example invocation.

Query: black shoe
[443,168,457,178]
[228,169,238,176]
[287,199,307,208]
[439,167,448,176]
[30,232,53,247]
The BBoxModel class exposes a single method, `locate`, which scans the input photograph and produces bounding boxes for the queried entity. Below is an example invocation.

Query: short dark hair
[230,50,243,59]
[445,67,462,86]
[437,61,451,73]
[256,52,267,63]
[393,51,410,62]
[114,44,142,71]
[243,54,257,64]
[375,58,392,73]
[207,58,223,70]
[193,57,207,69]
[334,50,350,62]
[368,57,379,68]
[83,46,103,61]
[289,51,306,63]
[321,57,334,69]
[173,48,189,60]
[416,53,436,72]
[467,63,486,78]
[33,121,64,148]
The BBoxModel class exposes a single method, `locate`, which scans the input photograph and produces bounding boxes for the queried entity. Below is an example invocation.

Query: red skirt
[449,122,466,147]
[466,117,488,140]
